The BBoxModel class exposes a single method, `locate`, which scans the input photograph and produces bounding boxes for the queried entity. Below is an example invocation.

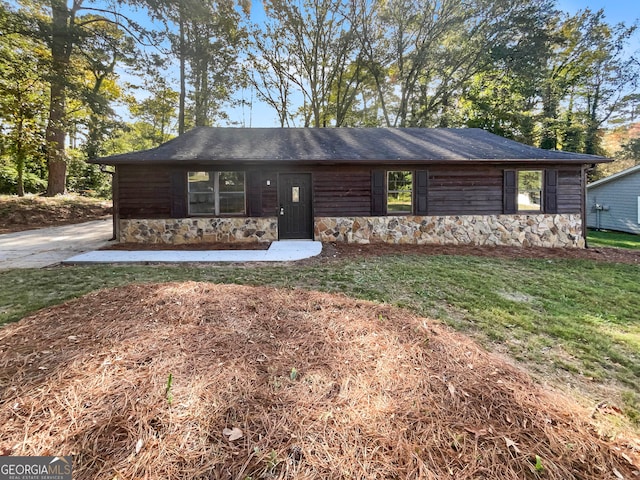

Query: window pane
[219,171,245,214]
[387,171,413,213]
[517,170,542,212]
[188,171,215,214]
[188,171,245,215]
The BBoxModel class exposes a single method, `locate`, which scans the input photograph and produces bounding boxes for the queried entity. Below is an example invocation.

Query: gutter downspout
[582,164,591,249]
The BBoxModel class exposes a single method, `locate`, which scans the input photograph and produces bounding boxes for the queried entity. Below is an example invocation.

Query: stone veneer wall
[119,218,278,244]
[314,214,585,248]
[119,214,584,248]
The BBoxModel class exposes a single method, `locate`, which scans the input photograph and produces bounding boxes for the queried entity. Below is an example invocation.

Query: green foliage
[66,152,112,198]
[0,10,48,196]
[165,372,173,405]
[534,455,544,472]
[0,0,638,189]
[616,138,640,163]
[126,79,179,147]
[0,164,46,195]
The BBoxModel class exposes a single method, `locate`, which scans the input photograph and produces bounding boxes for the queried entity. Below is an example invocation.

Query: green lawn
[1,255,639,422]
[588,229,640,249]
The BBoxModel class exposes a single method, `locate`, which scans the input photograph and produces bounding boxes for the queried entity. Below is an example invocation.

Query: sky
[225,0,640,128]
[557,0,639,24]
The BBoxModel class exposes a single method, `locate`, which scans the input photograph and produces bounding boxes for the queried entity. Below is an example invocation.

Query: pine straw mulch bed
[0,283,638,479]
[102,241,640,265]
[316,242,640,266]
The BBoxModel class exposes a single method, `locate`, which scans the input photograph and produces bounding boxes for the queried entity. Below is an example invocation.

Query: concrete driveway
[0,219,113,269]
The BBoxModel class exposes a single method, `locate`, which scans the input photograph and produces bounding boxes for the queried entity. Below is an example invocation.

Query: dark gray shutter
[415,170,428,215]
[170,170,187,218]
[544,169,558,214]
[503,170,517,214]
[371,170,385,216]
[247,171,262,216]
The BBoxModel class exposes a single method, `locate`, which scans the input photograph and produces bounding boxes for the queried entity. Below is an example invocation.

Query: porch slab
[63,240,322,264]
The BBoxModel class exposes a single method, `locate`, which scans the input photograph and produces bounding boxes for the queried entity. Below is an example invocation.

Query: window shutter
[247,171,262,216]
[503,170,517,214]
[371,170,385,215]
[415,170,428,215]
[170,170,187,218]
[544,169,558,214]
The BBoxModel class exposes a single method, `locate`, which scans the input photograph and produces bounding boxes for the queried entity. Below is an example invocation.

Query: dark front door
[278,173,313,239]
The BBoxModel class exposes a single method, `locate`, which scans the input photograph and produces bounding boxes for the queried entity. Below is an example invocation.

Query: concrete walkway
[64,240,323,264]
[0,219,322,268]
[0,219,113,269]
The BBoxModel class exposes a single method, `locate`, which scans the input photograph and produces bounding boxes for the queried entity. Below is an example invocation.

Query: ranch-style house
[91,127,610,248]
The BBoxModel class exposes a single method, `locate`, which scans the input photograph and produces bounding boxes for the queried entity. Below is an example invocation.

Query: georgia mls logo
[0,456,72,480]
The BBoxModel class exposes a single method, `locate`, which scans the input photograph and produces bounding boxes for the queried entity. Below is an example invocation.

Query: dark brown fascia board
[90,157,611,167]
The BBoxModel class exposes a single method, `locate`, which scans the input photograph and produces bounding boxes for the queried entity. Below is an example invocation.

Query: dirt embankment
[0,194,112,234]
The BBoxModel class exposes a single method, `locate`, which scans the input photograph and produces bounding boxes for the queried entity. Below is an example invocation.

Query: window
[517,170,542,212]
[387,171,413,213]
[188,171,245,215]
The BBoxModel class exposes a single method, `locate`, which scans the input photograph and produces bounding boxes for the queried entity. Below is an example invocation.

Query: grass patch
[588,228,640,249]
[1,255,639,422]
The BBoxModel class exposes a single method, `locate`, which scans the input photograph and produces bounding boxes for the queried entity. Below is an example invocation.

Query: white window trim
[387,170,413,214]
[517,170,543,213]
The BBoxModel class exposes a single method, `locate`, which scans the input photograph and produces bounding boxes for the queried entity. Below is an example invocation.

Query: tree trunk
[17,164,25,197]
[45,0,72,196]
[540,83,558,150]
[178,8,186,135]
[15,116,25,197]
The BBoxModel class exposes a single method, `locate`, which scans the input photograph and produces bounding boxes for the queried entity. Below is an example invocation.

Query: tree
[185,0,246,127]
[0,11,47,196]
[577,14,638,155]
[253,0,361,127]
[539,10,637,153]
[127,78,179,147]
[6,0,154,195]
[617,138,640,163]
[460,2,552,143]
[77,17,135,159]
[350,0,555,128]
[147,0,249,132]
[247,34,296,127]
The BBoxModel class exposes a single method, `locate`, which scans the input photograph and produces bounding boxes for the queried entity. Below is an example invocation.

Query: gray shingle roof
[91,127,610,165]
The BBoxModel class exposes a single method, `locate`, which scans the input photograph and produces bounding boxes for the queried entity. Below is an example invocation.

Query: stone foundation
[119,218,278,244]
[314,214,585,248]
[120,214,584,248]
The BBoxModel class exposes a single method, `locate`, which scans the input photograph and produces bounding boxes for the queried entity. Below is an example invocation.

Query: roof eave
[89,157,611,166]
[587,163,640,188]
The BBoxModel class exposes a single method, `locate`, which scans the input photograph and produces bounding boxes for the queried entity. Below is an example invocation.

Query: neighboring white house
[587,164,640,234]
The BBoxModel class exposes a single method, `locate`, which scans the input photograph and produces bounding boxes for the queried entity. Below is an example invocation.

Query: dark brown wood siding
[557,167,583,214]
[252,166,371,217]
[428,166,504,215]
[257,170,278,216]
[118,165,172,219]
[115,162,585,220]
[314,170,371,217]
